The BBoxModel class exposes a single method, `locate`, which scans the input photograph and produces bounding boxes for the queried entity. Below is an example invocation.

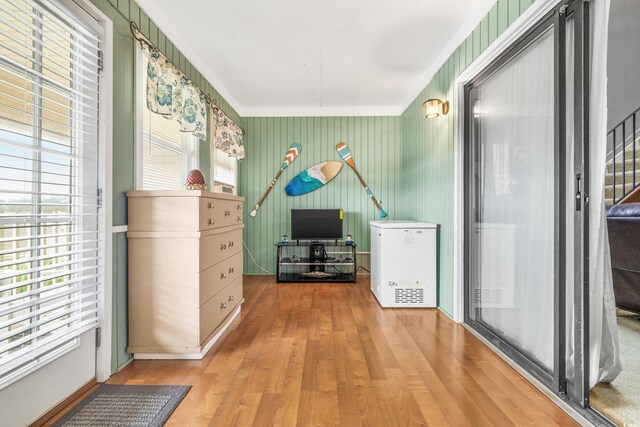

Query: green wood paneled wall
[239,117,402,274]
[88,0,536,371]
[400,0,534,316]
[87,0,241,372]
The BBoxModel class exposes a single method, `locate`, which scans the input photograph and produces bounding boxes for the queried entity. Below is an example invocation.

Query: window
[0,0,103,386]
[138,49,198,190]
[212,147,237,190]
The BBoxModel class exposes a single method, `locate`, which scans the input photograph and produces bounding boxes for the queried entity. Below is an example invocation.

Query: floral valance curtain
[146,48,207,140]
[211,105,245,161]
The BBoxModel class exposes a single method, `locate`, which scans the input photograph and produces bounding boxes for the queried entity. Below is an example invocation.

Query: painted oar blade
[252,143,301,219]
[379,209,388,219]
[281,143,302,169]
[335,142,355,167]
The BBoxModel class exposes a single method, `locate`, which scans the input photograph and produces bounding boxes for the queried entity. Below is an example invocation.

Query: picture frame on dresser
[126,190,244,359]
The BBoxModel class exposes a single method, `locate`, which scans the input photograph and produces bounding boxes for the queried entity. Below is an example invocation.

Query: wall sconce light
[422,98,449,119]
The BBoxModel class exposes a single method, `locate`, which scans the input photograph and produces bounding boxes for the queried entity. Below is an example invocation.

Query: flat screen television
[291,209,343,240]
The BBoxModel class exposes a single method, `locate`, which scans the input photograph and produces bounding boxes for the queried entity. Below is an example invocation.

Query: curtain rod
[129,20,244,134]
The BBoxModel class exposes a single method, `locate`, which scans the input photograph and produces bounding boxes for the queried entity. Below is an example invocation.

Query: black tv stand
[276,240,357,283]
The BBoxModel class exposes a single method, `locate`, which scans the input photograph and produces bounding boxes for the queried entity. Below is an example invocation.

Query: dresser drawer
[127,191,243,232]
[224,276,243,312]
[199,251,243,305]
[200,228,243,271]
[199,291,227,344]
[199,276,243,344]
[220,199,243,227]
[199,197,222,230]
[200,198,243,230]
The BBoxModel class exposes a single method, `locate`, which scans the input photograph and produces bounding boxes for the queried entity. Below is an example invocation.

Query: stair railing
[607,105,640,205]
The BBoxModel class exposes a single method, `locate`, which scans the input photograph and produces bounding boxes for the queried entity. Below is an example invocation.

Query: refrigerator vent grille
[394,288,424,304]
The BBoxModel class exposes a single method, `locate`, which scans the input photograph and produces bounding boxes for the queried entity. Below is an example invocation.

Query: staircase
[604,107,640,206]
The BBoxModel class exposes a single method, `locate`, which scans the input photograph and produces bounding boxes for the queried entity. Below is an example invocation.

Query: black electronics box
[309,242,326,272]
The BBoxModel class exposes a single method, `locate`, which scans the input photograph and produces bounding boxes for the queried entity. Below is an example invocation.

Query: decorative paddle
[336,141,388,219]
[250,143,302,218]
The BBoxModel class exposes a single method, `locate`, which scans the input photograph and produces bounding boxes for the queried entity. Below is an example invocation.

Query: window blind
[0,0,103,386]
[213,148,236,187]
[141,49,198,190]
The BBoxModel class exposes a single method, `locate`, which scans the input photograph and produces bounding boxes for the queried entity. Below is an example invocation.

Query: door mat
[51,384,191,427]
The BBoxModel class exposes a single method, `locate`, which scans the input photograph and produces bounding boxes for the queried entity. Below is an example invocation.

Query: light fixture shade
[422,98,449,118]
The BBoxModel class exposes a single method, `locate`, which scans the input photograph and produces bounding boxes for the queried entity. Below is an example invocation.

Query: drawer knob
[228,241,233,247]
[208,219,215,225]
[237,216,241,222]
[224,210,230,216]
[221,273,227,279]
[237,204,241,210]
[228,295,233,302]
[229,267,234,274]
[208,202,214,209]
[220,302,227,309]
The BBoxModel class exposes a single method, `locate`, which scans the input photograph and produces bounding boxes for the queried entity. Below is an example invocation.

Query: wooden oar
[250,143,302,218]
[336,141,388,219]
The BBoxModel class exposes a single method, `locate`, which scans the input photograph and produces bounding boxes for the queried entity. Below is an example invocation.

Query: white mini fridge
[370,221,437,308]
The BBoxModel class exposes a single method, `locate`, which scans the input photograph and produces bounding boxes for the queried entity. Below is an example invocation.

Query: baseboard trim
[437,306,454,321]
[29,378,97,427]
[116,356,133,372]
[132,304,242,360]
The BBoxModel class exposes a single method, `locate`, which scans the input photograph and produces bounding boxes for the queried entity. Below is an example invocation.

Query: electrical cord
[328,265,351,277]
[242,240,274,275]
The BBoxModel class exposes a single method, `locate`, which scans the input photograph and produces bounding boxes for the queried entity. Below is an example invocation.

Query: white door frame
[62,0,114,382]
[452,0,563,323]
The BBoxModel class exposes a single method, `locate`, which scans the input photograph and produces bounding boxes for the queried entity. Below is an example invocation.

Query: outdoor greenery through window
[0,0,102,386]
[140,49,198,190]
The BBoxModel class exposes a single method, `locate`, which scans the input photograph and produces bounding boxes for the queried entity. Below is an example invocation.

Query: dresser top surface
[126,190,244,202]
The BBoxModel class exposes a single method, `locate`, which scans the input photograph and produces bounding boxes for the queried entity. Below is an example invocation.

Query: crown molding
[241,105,403,117]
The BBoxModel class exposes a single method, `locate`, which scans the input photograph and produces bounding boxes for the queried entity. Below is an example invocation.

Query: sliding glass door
[464,1,587,400]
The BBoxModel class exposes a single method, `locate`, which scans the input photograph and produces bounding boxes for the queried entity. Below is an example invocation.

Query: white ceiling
[136,0,496,116]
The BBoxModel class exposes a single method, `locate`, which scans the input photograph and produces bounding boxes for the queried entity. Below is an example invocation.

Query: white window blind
[0,0,103,386]
[140,49,198,190]
[213,148,236,188]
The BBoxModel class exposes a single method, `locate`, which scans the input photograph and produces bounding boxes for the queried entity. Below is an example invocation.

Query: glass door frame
[462,0,576,397]
[568,0,589,408]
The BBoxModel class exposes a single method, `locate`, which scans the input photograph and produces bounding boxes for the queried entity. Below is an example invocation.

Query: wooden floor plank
[47,276,578,426]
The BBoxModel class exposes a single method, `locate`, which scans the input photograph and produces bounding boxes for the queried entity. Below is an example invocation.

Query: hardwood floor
[48,276,577,426]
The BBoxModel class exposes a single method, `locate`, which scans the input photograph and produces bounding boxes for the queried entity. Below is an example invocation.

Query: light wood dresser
[126,190,244,359]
